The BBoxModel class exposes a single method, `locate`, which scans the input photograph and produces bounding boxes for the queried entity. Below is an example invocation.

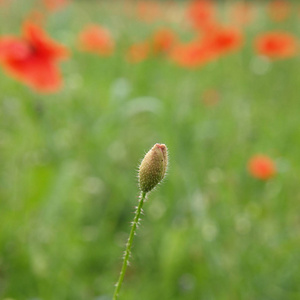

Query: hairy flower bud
[138,143,168,193]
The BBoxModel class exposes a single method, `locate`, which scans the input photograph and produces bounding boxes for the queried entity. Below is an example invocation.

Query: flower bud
[139,143,168,193]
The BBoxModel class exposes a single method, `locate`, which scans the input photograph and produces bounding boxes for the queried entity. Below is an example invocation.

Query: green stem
[113,191,147,300]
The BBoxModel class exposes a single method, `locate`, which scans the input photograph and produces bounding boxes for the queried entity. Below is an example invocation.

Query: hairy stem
[113,191,147,300]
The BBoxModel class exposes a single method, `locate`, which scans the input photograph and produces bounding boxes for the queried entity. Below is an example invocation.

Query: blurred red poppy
[204,27,243,56]
[42,0,70,12]
[248,155,276,180]
[0,21,69,93]
[170,27,242,68]
[126,41,150,63]
[170,39,214,68]
[151,28,177,54]
[136,1,161,22]
[0,0,11,6]
[78,25,114,56]
[231,2,255,26]
[255,32,298,59]
[268,0,290,22]
[186,0,216,32]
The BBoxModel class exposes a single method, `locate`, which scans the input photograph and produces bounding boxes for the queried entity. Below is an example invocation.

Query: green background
[0,1,300,299]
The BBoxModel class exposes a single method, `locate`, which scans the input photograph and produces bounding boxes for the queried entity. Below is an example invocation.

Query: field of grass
[0,1,300,299]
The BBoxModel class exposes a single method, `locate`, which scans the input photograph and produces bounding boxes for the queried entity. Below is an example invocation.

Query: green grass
[0,1,300,299]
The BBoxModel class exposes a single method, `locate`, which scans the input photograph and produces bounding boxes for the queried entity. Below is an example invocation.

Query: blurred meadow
[0,0,300,299]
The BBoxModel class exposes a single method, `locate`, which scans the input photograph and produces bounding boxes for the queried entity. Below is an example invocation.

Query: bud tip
[138,143,168,193]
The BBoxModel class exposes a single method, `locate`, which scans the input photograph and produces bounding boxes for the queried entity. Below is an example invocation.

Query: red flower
[268,0,290,22]
[204,27,244,56]
[136,1,161,23]
[42,0,70,12]
[186,0,216,32]
[170,27,243,68]
[0,21,69,93]
[151,28,177,54]
[255,32,298,59]
[169,40,215,68]
[0,0,11,7]
[126,41,150,63]
[231,2,255,26]
[78,25,114,56]
[248,155,276,180]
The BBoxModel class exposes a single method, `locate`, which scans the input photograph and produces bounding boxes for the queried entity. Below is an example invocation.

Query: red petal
[0,37,30,60]
[2,54,62,92]
[23,21,69,60]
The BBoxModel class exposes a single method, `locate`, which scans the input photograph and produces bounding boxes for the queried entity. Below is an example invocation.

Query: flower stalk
[112,144,168,300]
[112,191,146,300]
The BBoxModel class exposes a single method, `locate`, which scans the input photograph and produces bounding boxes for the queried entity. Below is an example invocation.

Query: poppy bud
[139,143,168,193]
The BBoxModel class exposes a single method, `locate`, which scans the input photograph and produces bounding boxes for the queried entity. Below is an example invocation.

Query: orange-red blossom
[0,21,69,93]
